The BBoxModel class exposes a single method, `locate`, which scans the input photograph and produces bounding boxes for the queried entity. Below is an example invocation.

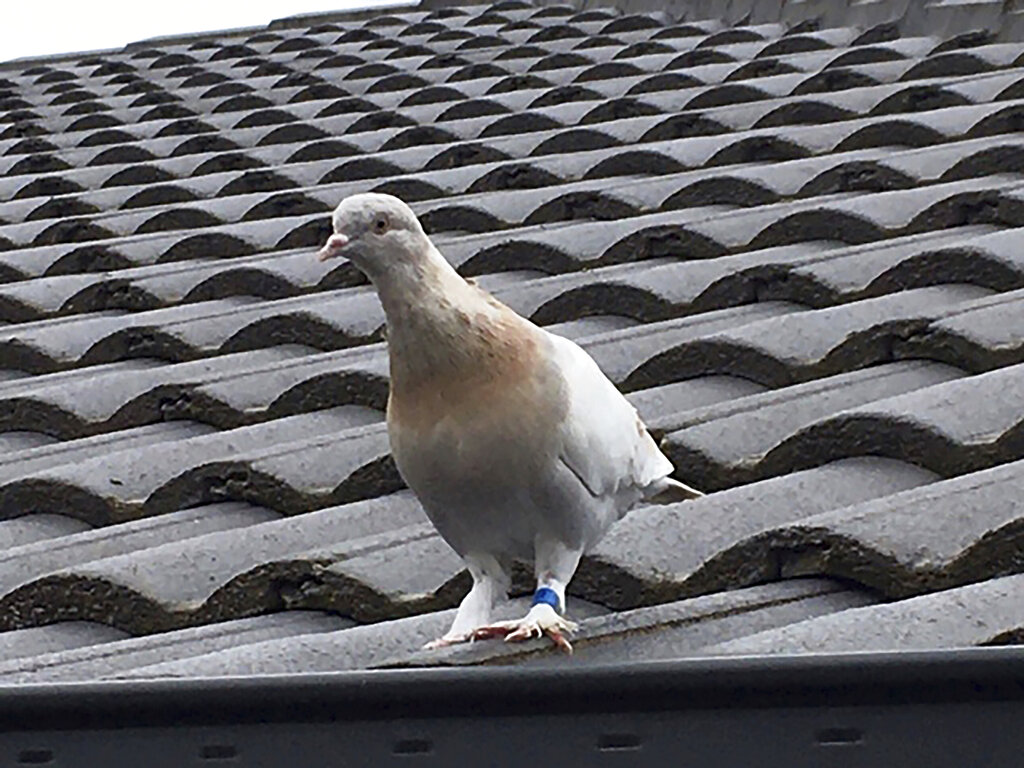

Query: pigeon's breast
[386,329,575,555]
[387,330,567,489]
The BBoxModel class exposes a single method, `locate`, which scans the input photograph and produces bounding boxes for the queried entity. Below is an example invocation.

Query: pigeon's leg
[424,554,508,650]
[473,539,583,654]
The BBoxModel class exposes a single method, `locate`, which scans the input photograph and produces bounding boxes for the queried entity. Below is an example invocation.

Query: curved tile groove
[747,363,1024,483]
[574,458,937,609]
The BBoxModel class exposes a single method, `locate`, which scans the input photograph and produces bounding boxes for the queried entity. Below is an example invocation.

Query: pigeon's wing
[546,332,673,500]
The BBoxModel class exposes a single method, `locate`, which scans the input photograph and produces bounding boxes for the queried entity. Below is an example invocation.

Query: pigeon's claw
[469,625,517,641]
[423,632,471,650]
[547,627,574,654]
[472,604,578,654]
[504,622,575,654]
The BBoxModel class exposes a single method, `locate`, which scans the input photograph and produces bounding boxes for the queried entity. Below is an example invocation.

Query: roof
[1,0,1024,683]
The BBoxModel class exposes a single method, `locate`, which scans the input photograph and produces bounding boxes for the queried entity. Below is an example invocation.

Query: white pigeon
[318,193,702,653]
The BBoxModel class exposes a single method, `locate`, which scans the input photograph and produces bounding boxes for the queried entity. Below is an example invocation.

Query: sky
[2,0,403,63]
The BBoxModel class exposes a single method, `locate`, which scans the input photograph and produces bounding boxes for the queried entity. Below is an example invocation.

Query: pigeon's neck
[377,247,531,389]
[373,244,462,315]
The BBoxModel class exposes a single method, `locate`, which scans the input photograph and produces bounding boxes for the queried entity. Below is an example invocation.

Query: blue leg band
[532,587,560,610]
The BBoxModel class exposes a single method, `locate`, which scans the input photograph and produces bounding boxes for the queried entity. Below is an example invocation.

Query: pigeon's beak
[318,232,350,261]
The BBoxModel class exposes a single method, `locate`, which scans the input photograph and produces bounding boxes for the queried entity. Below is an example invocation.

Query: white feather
[546,332,674,506]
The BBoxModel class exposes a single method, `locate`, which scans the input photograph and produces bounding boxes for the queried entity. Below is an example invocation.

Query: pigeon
[318,193,702,653]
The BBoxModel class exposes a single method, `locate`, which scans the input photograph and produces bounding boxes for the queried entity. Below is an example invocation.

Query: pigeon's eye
[373,215,389,234]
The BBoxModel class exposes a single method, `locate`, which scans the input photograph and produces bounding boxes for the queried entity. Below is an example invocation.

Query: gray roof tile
[0,0,1023,677]
[579,457,937,607]
[0,622,128,661]
[0,503,280,599]
[770,360,1024,477]
[628,284,990,390]
[0,408,385,522]
[110,596,609,679]
[742,458,1024,597]
[659,362,964,488]
[395,579,876,667]
[0,612,349,683]
[0,514,93,548]
[0,493,425,632]
[701,573,1024,655]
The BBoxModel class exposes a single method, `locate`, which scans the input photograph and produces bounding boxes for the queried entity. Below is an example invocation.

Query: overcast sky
[3,0,401,63]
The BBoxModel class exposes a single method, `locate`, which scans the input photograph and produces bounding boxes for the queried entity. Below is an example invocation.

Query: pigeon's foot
[472,604,578,654]
[423,632,472,650]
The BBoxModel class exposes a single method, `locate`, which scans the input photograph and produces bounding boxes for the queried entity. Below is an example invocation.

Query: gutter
[1,647,1022,765]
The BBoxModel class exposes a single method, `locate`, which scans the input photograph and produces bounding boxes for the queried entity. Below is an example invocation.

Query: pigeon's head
[318,193,429,279]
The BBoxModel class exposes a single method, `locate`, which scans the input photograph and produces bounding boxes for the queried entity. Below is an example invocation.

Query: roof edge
[5,647,1024,725]
[7,0,1024,70]
[0,0,419,70]
[421,0,1024,44]
[1,648,1023,765]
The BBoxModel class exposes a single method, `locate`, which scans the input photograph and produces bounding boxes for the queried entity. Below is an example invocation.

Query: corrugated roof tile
[1,0,1023,676]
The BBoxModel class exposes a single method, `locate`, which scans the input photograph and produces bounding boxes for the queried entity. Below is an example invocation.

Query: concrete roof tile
[1,0,1023,676]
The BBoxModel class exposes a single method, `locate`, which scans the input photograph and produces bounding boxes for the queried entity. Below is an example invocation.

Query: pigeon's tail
[644,476,704,504]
